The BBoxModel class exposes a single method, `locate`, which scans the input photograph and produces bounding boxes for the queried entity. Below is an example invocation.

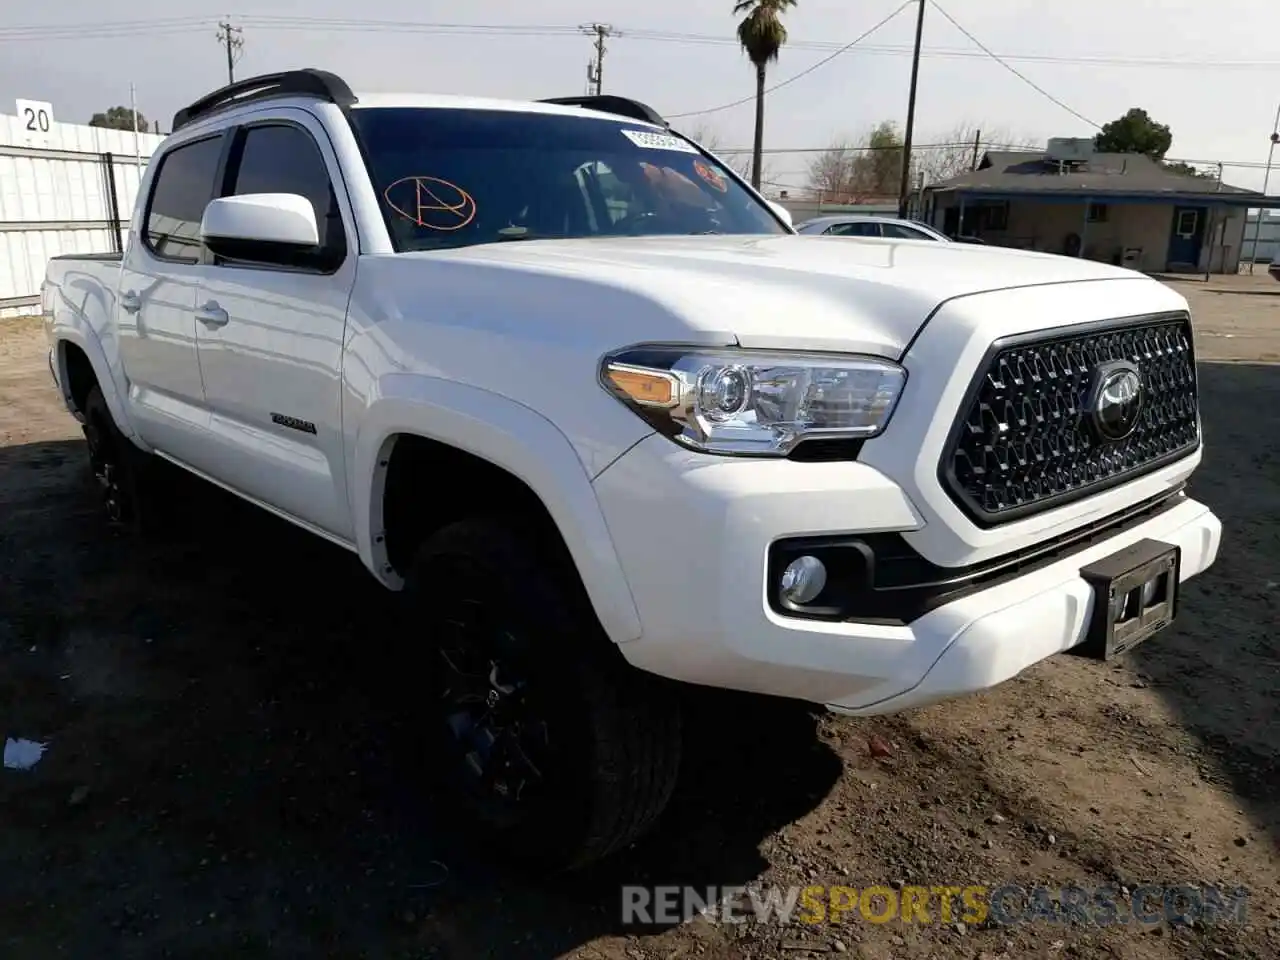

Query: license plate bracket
[1075,538,1181,660]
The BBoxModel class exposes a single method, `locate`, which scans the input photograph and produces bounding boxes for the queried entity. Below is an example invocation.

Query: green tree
[88,106,149,132]
[734,0,797,190]
[1093,108,1173,160]
[856,121,904,195]
[1162,160,1216,180]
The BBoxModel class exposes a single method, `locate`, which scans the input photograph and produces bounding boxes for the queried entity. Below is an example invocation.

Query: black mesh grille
[942,314,1200,524]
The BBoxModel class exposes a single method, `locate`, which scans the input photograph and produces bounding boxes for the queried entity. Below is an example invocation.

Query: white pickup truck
[44,70,1221,869]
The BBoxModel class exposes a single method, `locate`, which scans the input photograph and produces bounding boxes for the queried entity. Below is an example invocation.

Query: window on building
[973,201,1009,231]
[1087,202,1109,223]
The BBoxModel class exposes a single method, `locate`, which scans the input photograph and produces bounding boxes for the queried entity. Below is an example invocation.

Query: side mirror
[766,200,793,228]
[200,194,320,256]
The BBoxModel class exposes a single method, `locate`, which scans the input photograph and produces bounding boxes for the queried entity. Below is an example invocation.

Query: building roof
[927,149,1258,200]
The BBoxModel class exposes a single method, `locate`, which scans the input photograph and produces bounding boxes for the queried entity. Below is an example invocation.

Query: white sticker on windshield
[621,129,700,154]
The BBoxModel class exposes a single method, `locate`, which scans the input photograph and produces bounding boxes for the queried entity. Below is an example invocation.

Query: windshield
[348,107,787,252]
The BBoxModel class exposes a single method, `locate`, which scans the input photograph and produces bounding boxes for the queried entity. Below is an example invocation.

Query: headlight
[600,345,907,457]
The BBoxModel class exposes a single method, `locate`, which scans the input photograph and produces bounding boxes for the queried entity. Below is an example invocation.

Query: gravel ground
[1,276,1277,960]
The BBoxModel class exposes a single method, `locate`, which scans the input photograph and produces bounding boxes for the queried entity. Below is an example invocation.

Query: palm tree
[734,0,796,191]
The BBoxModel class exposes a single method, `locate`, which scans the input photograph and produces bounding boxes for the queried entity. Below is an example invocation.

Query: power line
[667,1,915,119]
[0,20,216,42]
[712,140,1010,155]
[0,16,215,37]
[716,142,1270,177]
[5,15,1280,74]
[928,1,1098,129]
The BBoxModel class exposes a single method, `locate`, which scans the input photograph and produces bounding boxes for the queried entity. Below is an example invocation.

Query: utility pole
[580,23,616,96]
[216,20,244,85]
[129,82,141,183]
[970,128,982,171]
[897,0,926,219]
[1246,102,1280,273]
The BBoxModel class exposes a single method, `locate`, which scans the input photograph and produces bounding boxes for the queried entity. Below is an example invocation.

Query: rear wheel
[405,517,683,872]
[81,385,164,535]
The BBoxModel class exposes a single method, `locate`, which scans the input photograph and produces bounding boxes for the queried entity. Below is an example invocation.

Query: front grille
[942,313,1200,525]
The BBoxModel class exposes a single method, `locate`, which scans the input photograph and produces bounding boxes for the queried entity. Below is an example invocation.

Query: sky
[3,0,1280,192]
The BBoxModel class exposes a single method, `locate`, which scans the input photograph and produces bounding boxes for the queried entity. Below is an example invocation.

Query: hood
[397,234,1151,357]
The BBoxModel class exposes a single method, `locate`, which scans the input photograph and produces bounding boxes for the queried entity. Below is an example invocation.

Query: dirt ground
[1,276,1276,960]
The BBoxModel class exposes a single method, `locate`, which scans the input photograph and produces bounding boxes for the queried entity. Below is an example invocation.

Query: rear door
[116,133,224,461]
[192,110,357,542]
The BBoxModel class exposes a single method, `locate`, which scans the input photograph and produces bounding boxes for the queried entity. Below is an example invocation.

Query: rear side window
[226,123,345,259]
[827,222,881,238]
[881,222,931,240]
[144,136,224,262]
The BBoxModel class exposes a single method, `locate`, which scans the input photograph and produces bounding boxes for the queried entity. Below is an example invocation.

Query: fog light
[780,555,827,605]
[1140,577,1160,608]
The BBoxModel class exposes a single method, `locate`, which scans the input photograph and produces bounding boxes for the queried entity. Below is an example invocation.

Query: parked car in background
[796,214,990,245]
[794,214,951,242]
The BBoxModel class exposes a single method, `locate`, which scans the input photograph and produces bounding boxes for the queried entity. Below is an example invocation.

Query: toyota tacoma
[43,69,1222,870]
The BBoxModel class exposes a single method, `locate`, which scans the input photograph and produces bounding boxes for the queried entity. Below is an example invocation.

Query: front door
[1167,206,1206,269]
[193,112,358,542]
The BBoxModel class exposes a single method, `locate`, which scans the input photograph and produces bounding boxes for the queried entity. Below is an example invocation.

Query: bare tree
[806,139,863,201]
[677,121,770,186]
[915,122,1039,185]
[680,121,726,151]
[804,123,904,201]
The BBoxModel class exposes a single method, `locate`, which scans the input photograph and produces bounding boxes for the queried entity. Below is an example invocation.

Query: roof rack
[172,69,357,132]
[539,95,668,128]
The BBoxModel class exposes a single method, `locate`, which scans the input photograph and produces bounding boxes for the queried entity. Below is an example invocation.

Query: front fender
[350,374,644,644]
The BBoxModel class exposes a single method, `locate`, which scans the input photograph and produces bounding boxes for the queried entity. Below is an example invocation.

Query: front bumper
[592,434,1221,714]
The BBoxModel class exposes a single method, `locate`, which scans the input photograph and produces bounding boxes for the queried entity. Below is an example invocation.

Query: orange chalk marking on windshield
[384,176,477,231]
[693,159,728,193]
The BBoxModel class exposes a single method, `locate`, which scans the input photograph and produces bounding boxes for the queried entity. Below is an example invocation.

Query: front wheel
[405,517,684,872]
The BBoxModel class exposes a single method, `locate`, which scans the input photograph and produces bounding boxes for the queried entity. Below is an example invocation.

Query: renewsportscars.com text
[621,883,1249,928]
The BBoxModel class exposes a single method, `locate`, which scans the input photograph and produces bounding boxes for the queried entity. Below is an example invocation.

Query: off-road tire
[405,516,683,873]
[81,385,168,536]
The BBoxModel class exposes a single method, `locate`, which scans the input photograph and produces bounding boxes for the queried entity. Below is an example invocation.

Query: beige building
[920,143,1268,274]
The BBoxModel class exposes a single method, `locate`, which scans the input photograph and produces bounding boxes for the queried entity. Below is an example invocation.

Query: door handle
[120,290,141,314]
[195,301,229,329]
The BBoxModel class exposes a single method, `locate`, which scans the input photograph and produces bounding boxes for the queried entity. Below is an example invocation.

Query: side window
[827,222,881,238]
[144,136,224,262]
[226,124,346,263]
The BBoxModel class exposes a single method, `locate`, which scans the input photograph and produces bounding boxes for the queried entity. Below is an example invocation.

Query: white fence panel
[0,110,165,156]
[1,111,165,318]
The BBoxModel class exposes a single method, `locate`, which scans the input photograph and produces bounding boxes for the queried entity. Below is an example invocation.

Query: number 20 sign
[15,99,55,143]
